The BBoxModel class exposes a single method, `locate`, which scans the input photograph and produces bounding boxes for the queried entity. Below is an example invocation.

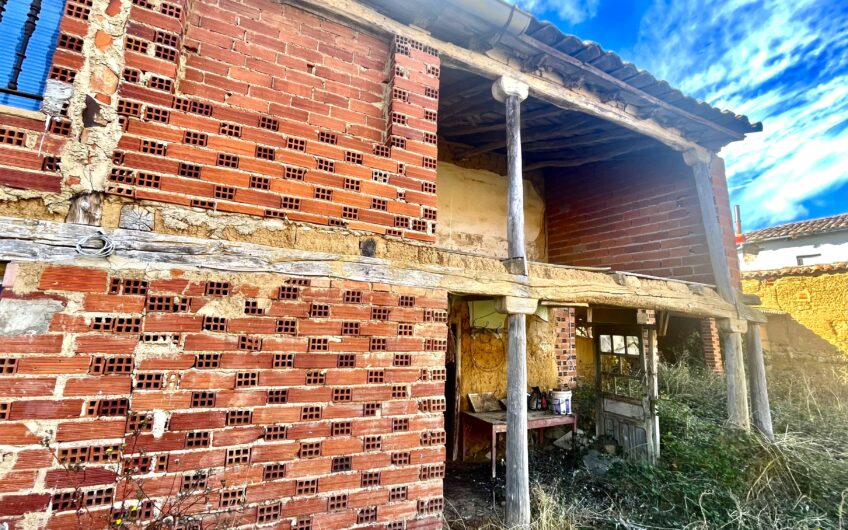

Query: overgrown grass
[478,361,848,529]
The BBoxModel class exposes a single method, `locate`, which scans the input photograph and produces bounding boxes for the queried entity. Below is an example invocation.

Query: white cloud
[629,0,848,229]
[514,0,600,25]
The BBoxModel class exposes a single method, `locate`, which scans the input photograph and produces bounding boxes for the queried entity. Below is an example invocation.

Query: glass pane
[613,335,626,354]
[600,335,612,353]
[601,354,618,374]
[626,336,640,355]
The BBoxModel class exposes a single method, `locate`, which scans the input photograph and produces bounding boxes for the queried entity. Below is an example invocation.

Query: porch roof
[359,0,762,150]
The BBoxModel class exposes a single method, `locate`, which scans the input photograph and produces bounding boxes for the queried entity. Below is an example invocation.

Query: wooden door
[594,324,659,463]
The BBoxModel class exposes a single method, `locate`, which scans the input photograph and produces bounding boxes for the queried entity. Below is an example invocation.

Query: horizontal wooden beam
[524,141,655,170]
[0,216,743,320]
[521,130,636,153]
[287,0,711,157]
[441,108,563,136]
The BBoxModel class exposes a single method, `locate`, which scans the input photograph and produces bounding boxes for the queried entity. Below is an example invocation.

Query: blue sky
[513,0,848,231]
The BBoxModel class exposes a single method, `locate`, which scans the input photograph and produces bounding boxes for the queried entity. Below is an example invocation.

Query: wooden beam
[442,107,562,136]
[502,32,747,142]
[0,216,746,319]
[493,75,530,529]
[747,324,774,440]
[524,141,655,171]
[686,153,736,302]
[686,152,751,429]
[439,97,498,121]
[286,0,710,157]
[459,115,600,159]
[521,130,635,153]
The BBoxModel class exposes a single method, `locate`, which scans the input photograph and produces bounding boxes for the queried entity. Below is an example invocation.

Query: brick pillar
[701,318,724,372]
[553,308,577,388]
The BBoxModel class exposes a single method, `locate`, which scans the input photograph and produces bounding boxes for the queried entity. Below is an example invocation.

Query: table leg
[572,415,578,466]
[462,421,467,462]
[491,428,497,479]
[537,427,544,446]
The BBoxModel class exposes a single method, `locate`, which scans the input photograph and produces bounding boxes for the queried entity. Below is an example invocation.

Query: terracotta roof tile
[744,213,848,243]
[742,261,848,280]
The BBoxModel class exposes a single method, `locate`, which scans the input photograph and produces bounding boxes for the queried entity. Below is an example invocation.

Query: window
[598,332,643,400]
[796,254,821,266]
[0,1,66,110]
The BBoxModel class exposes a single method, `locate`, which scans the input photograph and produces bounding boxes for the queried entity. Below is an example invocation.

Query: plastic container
[550,390,572,415]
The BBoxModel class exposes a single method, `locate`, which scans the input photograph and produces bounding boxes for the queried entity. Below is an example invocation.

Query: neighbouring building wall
[742,266,848,360]
[435,162,546,260]
[739,232,848,271]
[546,151,741,286]
[0,262,448,528]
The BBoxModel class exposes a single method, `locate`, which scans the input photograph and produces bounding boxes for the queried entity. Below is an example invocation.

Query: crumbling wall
[0,262,448,528]
[0,0,130,220]
[0,0,442,246]
[743,269,848,361]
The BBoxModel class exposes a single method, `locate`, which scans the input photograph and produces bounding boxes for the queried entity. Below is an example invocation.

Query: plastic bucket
[551,390,572,415]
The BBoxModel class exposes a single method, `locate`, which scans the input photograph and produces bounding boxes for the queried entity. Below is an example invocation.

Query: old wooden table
[462,410,578,478]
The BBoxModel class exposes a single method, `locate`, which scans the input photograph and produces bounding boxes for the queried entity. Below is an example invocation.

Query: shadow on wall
[762,313,844,368]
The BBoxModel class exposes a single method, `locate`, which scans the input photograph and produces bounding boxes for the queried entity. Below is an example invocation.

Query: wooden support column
[685,151,751,430]
[747,324,774,440]
[493,76,531,529]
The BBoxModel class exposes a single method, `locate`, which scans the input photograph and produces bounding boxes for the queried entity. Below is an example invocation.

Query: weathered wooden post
[747,323,774,440]
[493,76,531,529]
[685,150,752,430]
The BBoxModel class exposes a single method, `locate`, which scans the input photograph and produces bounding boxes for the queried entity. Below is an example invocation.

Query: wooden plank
[746,324,774,440]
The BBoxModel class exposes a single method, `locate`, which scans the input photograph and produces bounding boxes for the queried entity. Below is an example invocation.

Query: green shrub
[516,362,848,529]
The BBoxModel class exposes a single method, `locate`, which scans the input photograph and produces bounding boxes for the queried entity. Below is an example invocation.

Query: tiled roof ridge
[744,213,848,242]
[742,261,848,279]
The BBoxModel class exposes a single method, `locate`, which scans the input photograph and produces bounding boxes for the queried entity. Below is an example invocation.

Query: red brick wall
[546,151,740,286]
[700,318,724,373]
[553,308,577,389]
[0,263,448,529]
[0,0,440,242]
[110,0,439,241]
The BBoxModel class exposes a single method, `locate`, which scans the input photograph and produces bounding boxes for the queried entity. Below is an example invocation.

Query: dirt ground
[443,446,580,529]
[443,461,504,528]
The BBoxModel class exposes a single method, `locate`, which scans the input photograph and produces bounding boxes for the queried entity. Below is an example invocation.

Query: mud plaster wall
[743,271,848,360]
[453,300,558,412]
[436,162,546,260]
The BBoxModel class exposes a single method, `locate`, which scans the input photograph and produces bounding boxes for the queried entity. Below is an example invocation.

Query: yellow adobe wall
[453,300,558,412]
[436,162,546,260]
[742,270,848,356]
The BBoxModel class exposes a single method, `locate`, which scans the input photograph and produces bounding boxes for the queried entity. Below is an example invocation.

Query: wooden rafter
[524,140,656,171]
